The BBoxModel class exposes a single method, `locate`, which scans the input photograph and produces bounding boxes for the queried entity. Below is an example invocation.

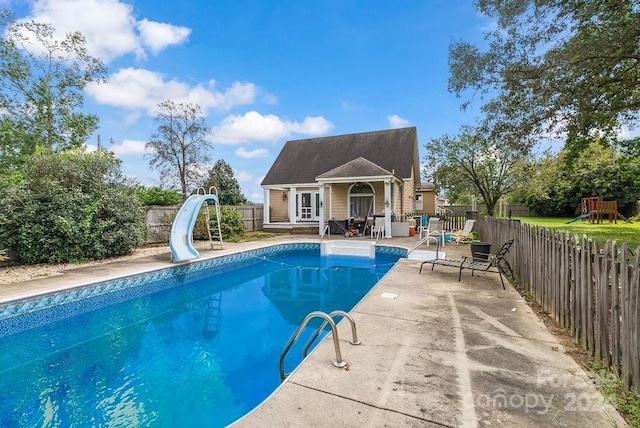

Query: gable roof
[261,127,418,186]
[416,182,436,191]
[316,157,395,181]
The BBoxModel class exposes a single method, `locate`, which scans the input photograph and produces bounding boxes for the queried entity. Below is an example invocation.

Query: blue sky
[8,0,492,202]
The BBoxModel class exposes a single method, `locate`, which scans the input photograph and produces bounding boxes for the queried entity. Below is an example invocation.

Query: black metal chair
[419,239,515,289]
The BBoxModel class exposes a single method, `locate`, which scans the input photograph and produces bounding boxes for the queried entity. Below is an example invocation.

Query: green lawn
[513,217,640,250]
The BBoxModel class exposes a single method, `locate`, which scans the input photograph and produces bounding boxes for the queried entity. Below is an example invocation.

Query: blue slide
[169,194,219,262]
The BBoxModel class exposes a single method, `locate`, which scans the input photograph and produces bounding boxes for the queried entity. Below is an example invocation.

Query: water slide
[169,194,219,262]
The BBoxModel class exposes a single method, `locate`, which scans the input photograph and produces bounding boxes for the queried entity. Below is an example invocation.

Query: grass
[586,361,640,427]
[225,231,286,242]
[512,216,640,249]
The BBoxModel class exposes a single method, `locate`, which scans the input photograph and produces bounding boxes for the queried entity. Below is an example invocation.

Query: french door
[296,192,319,221]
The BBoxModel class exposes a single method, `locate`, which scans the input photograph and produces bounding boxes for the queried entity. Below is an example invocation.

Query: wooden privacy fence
[470,214,640,393]
[233,206,264,233]
[145,205,264,243]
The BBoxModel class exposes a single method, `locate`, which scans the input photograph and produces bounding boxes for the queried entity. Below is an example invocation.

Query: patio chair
[418,217,445,246]
[450,219,476,245]
[419,239,514,289]
[371,217,385,240]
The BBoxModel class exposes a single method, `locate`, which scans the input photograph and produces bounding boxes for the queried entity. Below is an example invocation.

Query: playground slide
[169,194,218,262]
[565,210,594,224]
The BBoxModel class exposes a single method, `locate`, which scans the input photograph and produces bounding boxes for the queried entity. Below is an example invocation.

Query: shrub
[0,150,145,264]
[193,206,244,241]
[137,186,182,206]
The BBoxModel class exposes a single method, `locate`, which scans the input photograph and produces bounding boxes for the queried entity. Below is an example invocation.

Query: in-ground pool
[0,243,405,427]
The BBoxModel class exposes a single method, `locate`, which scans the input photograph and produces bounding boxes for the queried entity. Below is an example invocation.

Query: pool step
[320,240,376,258]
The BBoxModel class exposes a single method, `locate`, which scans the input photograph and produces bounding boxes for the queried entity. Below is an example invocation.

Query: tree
[516,150,575,216]
[200,159,247,205]
[146,100,213,200]
[518,138,640,216]
[0,10,106,165]
[423,125,532,216]
[448,0,640,143]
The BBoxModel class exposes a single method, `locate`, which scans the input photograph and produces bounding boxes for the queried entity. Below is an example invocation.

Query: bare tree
[146,100,212,199]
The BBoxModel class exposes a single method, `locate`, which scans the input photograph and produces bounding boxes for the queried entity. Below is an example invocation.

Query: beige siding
[404,171,417,214]
[371,182,385,215]
[328,184,349,218]
[415,190,436,214]
[269,189,289,221]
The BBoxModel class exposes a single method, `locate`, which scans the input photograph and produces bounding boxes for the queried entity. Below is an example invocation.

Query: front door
[299,192,313,220]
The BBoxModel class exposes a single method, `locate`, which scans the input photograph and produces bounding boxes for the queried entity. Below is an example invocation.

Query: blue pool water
[0,243,404,427]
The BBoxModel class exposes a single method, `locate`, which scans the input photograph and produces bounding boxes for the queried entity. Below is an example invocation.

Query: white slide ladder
[169,187,223,262]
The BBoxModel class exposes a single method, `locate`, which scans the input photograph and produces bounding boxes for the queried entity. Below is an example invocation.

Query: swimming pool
[0,243,405,427]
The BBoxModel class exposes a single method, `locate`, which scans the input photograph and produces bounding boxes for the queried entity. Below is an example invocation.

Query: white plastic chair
[451,219,476,245]
[420,217,445,246]
[371,217,385,240]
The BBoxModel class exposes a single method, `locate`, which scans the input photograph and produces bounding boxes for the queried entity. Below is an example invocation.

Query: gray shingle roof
[261,127,418,186]
[417,182,435,191]
[316,157,394,180]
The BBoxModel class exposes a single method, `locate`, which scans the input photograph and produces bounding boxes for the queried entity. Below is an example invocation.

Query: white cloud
[235,171,254,182]
[211,111,334,144]
[110,139,152,155]
[387,114,410,129]
[262,93,279,104]
[85,68,257,113]
[250,191,264,203]
[235,147,269,158]
[23,0,190,63]
[137,19,191,55]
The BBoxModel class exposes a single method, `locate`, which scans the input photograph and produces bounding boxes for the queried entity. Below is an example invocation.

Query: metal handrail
[302,310,360,358]
[407,233,442,256]
[320,224,330,241]
[279,311,347,381]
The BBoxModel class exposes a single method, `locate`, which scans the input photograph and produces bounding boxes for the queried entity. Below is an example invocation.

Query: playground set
[566,196,630,224]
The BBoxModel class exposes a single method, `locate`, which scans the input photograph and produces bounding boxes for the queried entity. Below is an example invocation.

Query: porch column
[263,187,270,223]
[289,187,297,224]
[318,184,326,236]
[384,180,391,238]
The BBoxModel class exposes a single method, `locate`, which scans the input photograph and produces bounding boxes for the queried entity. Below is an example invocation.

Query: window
[349,183,373,217]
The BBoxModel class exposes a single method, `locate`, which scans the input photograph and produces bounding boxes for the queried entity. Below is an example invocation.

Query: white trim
[316,174,399,184]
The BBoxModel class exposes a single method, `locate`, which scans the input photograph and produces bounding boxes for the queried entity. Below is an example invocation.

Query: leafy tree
[0,10,106,166]
[146,100,213,200]
[200,159,247,205]
[518,139,640,216]
[423,125,532,216]
[0,149,145,263]
[449,0,640,143]
[572,140,640,214]
[517,150,575,216]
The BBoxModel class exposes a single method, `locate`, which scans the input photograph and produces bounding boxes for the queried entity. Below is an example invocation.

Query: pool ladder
[279,310,360,381]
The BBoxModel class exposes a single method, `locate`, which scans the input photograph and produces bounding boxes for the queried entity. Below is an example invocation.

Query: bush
[193,206,244,241]
[0,150,145,264]
[137,186,182,206]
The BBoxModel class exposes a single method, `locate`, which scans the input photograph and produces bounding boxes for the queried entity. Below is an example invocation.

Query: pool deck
[1,236,628,427]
